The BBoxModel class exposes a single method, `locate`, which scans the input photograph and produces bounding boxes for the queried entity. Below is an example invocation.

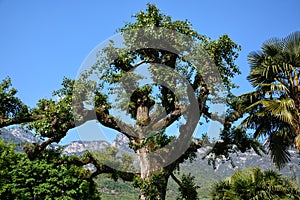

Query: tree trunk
[136,101,151,200]
[135,101,169,200]
[138,147,150,200]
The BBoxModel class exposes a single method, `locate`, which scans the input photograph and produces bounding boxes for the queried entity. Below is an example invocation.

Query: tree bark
[135,100,170,200]
[136,103,151,200]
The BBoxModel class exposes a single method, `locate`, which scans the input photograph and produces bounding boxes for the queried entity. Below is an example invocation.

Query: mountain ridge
[1,127,299,186]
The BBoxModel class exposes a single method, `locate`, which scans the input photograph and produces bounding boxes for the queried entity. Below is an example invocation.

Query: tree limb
[170,173,185,188]
[57,152,138,182]
[202,107,225,124]
[94,108,137,140]
[0,114,44,128]
[149,104,186,131]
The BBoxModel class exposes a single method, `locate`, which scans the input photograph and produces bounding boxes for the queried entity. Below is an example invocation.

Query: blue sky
[1,0,300,144]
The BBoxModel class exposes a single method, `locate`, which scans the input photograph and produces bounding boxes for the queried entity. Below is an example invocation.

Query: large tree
[0,4,255,199]
[71,4,244,199]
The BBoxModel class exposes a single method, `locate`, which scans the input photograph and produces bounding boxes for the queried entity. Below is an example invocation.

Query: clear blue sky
[1,0,299,144]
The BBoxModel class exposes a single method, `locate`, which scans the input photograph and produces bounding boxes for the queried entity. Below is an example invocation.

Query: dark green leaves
[0,140,101,200]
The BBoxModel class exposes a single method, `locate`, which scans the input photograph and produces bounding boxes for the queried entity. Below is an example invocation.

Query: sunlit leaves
[28,78,75,139]
[0,77,29,121]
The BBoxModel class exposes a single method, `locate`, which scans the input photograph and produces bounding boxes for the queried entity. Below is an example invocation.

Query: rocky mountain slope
[0,128,39,144]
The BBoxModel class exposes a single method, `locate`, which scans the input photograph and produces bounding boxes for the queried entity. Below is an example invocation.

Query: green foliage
[211,167,300,200]
[0,140,101,200]
[93,146,135,178]
[133,171,167,200]
[28,77,75,140]
[90,3,240,117]
[176,173,199,200]
[95,175,139,200]
[121,3,203,40]
[204,34,241,91]
[0,77,29,120]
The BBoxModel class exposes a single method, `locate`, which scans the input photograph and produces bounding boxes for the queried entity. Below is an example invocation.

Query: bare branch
[133,60,146,68]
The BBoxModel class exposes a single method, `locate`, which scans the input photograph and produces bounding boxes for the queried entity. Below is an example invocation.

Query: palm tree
[211,167,300,200]
[240,31,300,168]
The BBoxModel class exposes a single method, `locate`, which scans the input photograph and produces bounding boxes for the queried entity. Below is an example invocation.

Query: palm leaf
[257,83,290,95]
[245,98,297,126]
[283,31,300,57]
[268,131,292,169]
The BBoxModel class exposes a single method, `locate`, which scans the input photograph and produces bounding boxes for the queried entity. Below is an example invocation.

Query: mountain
[62,140,110,155]
[0,127,111,155]
[0,127,39,144]
[111,133,133,152]
[0,127,41,152]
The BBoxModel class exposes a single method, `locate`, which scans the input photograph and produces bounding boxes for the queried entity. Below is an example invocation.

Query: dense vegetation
[0,140,101,200]
[211,167,300,199]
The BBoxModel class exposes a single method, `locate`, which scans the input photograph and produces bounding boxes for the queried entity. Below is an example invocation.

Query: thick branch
[150,104,186,131]
[173,140,203,166]
[23,114,76,160]
[77,107,136,140]
[159,140,203,176]
[94,109,137,140]
[58,152,138,182]
[0,114,44,128]
[24,136,63,160]
[202,107,225,124]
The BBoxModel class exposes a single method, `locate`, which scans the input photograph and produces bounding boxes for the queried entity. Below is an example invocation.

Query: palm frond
[244,31,300,171]
[262,37,284,57]
[245,98,297,126]
[283,31,300,56]
[257,83,290,95]
[211,167,300,199]
[268,131,292,169]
